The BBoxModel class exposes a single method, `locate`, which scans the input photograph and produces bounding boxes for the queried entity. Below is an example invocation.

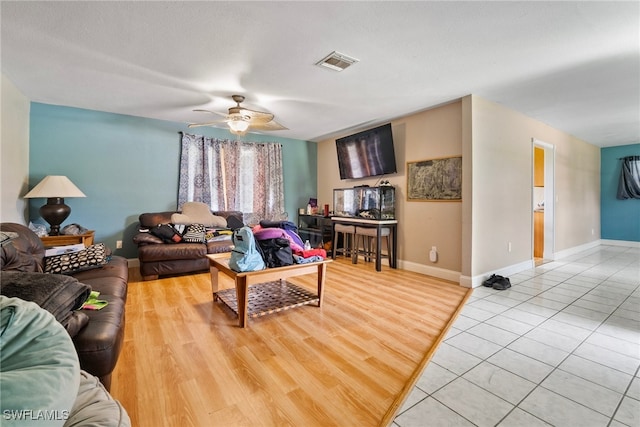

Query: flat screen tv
[336,123,397,180]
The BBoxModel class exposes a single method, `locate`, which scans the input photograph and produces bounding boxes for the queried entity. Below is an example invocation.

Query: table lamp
[23,175,86,235]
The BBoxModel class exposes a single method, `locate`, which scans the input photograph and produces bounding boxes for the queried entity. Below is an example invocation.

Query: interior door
[533,139,555,261]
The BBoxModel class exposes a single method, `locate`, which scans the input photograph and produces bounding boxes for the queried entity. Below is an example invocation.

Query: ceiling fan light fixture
[190,94,286,134]
[228,118,250,134]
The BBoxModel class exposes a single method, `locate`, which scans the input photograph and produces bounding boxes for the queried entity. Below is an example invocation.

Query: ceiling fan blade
[249,120,288,131]
[193,108,229,118]
[188,121,223,128]
[238,107,272,118]
[240,110,274,124]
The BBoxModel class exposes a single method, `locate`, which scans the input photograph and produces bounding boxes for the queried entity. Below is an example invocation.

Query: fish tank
[333,185,395,220]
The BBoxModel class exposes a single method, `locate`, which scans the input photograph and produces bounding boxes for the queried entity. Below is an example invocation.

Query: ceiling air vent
[316,51,359,71]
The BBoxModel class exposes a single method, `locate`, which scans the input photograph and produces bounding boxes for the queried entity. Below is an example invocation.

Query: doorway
[533,139,555,264]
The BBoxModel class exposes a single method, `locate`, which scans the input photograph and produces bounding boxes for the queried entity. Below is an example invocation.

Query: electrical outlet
[116,240,122,249]
[429,246,438,262]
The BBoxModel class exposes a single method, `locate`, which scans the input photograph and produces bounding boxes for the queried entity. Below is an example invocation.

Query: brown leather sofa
[0,222,127,391]
[132,210,241,280]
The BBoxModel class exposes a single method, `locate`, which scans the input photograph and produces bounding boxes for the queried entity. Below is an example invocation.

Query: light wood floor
[111,258,471,427]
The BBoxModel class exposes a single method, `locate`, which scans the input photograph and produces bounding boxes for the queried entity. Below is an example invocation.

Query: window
[178,133,285,223]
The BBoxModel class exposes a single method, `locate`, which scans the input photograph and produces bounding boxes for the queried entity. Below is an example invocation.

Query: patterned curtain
[178,133,286,224]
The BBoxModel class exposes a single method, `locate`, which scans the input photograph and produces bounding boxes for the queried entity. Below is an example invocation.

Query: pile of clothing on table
[252,220,326,266]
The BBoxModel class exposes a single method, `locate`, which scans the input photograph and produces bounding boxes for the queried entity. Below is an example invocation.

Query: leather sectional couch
[132,210,242,280]
[0,222,128,391]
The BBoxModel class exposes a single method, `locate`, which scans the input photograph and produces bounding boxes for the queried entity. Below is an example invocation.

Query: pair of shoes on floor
[482,274,511,290]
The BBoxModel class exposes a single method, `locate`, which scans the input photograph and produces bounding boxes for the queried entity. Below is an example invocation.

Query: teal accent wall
[29,103,317,258]
[601,144,640,242]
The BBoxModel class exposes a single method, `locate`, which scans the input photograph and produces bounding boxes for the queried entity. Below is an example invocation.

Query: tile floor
[393,245,640,427]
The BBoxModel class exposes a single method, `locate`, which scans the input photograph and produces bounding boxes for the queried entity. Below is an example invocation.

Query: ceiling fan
[188,95,288,135]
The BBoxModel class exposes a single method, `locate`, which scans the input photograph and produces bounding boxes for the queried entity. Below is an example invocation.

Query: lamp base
[40,197,71,236]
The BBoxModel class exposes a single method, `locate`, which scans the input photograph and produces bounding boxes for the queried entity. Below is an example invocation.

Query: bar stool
[352,226,392,266]
[332,224,355,259]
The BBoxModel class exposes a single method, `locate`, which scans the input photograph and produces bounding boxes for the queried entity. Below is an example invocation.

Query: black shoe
[483,274,502,287]
[493,277,511,290]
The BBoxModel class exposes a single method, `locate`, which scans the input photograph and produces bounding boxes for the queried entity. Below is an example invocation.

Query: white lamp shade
[23,175,86,198]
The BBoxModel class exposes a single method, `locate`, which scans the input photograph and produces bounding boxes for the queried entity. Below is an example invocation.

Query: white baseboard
[600,239,640,248]
[399,260,461,284]
[459,275,473,289]
[463,259,536,289]
[553,240,602,260]
[465,240,639,289]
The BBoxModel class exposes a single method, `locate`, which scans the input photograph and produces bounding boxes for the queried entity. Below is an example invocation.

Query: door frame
[533,139,555,260]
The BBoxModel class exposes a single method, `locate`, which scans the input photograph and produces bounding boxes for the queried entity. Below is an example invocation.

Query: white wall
[466,95,600,285]
[1,73,30,224]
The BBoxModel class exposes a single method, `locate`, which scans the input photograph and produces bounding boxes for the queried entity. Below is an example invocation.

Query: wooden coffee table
[207,255,331,328]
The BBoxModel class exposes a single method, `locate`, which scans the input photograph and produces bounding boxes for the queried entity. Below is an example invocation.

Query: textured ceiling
[1,1,638,146]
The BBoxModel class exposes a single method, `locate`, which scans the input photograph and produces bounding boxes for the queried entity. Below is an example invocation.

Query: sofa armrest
[132,232,163,245]
[1,222,46,272]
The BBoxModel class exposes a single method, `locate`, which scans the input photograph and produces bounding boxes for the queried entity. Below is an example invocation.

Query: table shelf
[216,280,319,319]
[40,231,95,248]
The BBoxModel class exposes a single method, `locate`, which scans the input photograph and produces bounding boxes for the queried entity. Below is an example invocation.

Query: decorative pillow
[182,223,206,243]
[44,243,109,275]
[149,224,182,243]
[171,202,227,227]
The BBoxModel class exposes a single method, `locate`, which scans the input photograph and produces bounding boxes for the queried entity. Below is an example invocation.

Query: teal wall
[29,103,317,258]
[601,144,640,242]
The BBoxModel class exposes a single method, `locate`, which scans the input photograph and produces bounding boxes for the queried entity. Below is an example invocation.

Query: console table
[331,217,398,271]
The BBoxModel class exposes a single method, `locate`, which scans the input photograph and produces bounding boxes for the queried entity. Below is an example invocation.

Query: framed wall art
[406,156,462,201]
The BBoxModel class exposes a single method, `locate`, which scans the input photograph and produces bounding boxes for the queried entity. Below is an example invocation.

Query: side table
[40,231,95,248]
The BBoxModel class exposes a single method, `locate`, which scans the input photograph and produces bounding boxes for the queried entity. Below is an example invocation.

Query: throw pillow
[44,243,109,275]
[182,223,206,243]
[171,202,227,227]
[149,224,182,243]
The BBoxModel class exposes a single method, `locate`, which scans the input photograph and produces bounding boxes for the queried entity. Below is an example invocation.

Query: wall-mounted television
[336,123,397,180]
